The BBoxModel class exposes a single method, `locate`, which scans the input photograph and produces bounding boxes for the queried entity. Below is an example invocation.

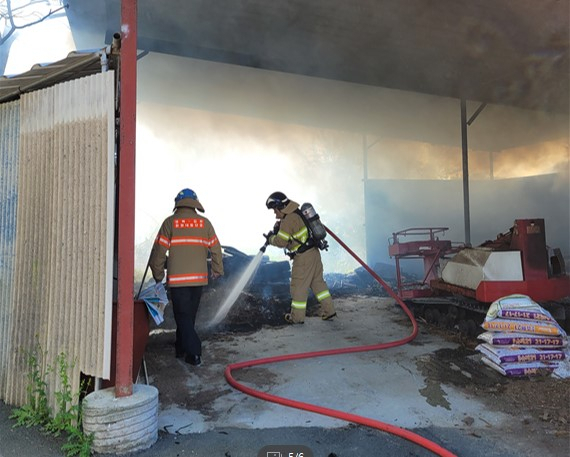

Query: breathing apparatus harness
[294,203,329,252]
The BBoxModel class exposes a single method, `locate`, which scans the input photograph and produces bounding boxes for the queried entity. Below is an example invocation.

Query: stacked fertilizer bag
[475,294,568,378]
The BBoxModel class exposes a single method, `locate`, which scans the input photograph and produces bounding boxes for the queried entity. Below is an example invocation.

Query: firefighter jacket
[149,197,224,287]
[268,200,311,255]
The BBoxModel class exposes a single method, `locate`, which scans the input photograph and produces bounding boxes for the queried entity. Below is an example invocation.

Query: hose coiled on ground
[224,226,457,457]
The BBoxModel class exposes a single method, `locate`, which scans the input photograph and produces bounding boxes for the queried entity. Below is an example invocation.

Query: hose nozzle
[260,232,272,253]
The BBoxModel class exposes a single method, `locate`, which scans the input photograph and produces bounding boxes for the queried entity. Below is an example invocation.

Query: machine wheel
[431,309,441,326]
[424,308,435,324]
[404,301,417,318]
[457,320,468,335]
[466,319,478,337]
[443,313,456,329]
[457,308,467,320]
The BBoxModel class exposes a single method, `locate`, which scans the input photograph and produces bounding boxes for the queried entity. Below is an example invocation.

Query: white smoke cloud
[135,53,569,276]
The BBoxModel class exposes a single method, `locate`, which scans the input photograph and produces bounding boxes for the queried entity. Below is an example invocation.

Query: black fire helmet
[266,191,289,210]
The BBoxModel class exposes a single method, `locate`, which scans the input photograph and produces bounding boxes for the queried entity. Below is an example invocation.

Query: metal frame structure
[115,0,137,398]
[388,227,463,299]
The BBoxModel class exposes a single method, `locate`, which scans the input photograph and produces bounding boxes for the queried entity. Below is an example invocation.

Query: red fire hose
[224,226,458,457]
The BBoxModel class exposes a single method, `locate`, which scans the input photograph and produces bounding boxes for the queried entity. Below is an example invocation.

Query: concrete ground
[1,296,568,457]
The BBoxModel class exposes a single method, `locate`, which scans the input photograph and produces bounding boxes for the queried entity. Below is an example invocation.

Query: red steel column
[116,0,137,397]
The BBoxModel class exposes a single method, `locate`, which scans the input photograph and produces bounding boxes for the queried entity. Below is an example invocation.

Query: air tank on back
[301,203,328,250]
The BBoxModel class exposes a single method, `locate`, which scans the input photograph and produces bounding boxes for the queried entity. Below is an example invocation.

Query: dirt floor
[441,331,568,435]
[389,298,570,443]
[142,289,570,456]
[420,326,570,438]
[2,283,568,457]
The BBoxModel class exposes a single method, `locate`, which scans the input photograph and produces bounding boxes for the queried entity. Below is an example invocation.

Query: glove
[263,232,272,242]
[211,271,221,280]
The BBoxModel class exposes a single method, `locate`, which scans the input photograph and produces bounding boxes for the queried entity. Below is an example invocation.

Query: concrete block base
[83,384,159,455]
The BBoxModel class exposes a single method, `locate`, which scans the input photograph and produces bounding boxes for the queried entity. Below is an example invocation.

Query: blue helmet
[175,188,198,203]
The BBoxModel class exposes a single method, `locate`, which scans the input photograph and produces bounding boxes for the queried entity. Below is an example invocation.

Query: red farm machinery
[388,219,570,336]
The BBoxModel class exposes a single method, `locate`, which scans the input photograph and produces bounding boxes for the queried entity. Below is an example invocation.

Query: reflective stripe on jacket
[269,200,310,254]
[149,204,224,287]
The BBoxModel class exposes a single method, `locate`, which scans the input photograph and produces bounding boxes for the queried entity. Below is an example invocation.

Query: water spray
[209,239,271,327]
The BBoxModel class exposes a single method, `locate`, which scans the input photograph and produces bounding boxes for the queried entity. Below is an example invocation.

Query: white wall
[134,53,569,275]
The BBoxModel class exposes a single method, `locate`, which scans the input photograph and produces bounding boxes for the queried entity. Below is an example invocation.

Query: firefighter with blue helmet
[265,191,336,324]
[175,188,198,202]
[149,188,224,366]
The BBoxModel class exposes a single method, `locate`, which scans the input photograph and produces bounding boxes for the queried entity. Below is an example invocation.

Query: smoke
[135,102,364,273]
[493,140,569,178]
[134,53,569,276]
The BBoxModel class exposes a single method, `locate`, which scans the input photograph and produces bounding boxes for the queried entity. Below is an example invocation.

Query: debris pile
[476,294,568,377]
[200,249,401,332]
[325,263,401,297]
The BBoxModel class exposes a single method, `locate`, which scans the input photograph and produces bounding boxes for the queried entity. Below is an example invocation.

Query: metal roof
[66,0,569,114]
[0,50,109,104]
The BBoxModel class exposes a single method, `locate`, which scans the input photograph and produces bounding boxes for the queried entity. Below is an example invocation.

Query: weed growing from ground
[44,352,76,436]
[9,342,50,428]
[10,346,93,457]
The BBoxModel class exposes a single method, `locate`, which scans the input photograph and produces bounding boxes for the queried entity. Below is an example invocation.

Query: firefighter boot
[285,308,305,324]
[320,298,336,321]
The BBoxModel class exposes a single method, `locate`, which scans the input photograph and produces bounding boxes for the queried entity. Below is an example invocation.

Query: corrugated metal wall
[0,100,20,398]
[2,71,115,409]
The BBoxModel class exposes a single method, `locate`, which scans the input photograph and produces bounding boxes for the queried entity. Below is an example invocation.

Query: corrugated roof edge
[0,48,112,104]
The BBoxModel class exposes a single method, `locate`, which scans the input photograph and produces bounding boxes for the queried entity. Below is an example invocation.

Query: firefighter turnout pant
[289,247,335,323]
[170,286,204,357]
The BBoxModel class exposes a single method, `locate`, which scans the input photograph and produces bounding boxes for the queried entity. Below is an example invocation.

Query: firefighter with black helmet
[265,191,336,324]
